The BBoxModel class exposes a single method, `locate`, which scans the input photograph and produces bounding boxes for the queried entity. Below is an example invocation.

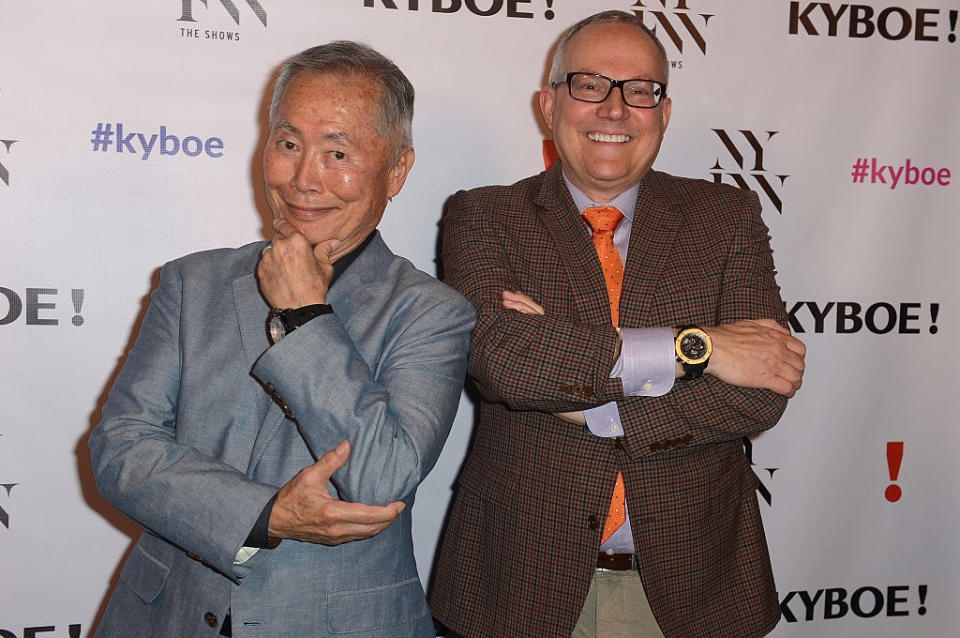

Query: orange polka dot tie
[582,205,626,544]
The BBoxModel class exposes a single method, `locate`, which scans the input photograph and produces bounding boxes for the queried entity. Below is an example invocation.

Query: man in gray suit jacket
[89,42,474,637]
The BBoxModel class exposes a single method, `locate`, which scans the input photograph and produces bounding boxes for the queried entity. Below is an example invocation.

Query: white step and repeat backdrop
[1,1,957,636]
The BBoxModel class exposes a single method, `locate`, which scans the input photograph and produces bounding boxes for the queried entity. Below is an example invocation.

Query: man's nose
[597,86,629,119]
[291,154,326,193]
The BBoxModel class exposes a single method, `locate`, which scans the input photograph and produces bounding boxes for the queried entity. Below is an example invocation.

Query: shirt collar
[562,173,640,223]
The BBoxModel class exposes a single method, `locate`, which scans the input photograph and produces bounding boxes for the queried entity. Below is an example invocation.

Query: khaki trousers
[571,567,666,638]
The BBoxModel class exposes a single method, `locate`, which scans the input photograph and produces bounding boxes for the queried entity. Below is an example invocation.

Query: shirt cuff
[584,401,624,438]
[235,493,280,565]
[245,493,280,548]
[618,327,675,396]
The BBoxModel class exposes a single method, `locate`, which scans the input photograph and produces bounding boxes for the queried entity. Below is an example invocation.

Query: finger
[502,291,545,315]
[309,440,351,483]
[784,335,807,358]
[514,292,545,315]
[754,318,790,334]
[326,499,405,526]
[272,217,299,239]
[313,238,339,264]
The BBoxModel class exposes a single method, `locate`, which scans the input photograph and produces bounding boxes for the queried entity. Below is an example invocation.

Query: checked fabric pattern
[582,205,627,544]
[430,165,787,638]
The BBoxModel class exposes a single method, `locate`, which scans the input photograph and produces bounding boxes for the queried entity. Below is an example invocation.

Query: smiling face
[539,22,671,202]
[263,70,414,260]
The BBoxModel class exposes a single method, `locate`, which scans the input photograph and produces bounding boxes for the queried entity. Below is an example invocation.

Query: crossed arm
[442,187,805,449]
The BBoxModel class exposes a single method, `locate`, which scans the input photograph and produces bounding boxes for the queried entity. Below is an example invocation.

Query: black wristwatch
[267,304,333,344]
[675,325,712,380]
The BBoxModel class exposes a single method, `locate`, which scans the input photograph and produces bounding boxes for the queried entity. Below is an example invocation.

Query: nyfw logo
[743,437,778,506]
[631,0,714,56]
[177,0,267,41]
[709,129,789,214]
[0,139,16,187]
[1,88,16,187]
[0,435,17,530]
[178,0,267,26]
[789,3,959,42]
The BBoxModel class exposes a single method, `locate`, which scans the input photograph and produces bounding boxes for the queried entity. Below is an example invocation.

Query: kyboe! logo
[789,3,959,42]
[709,129,789,214]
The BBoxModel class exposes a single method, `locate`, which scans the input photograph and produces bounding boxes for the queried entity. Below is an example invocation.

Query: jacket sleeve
[614,189,790,458]
[441,190,622,415]
[250,279,475,507]
[89,261,279,581]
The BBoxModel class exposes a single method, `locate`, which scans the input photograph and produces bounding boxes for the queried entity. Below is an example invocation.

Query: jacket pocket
[326,577,429,635]
[118,540,171,605]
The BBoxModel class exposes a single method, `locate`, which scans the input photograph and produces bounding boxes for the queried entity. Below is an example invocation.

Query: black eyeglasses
[553,72,667,109]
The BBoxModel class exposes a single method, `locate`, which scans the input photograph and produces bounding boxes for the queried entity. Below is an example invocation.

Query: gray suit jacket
[90,232,475,638]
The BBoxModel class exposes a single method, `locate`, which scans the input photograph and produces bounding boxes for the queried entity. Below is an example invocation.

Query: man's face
[263,71,414,260]
[539,23,671,202]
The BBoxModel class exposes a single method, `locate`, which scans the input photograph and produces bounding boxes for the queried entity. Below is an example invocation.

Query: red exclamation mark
[544,0,554,20]
[885,441,903,502]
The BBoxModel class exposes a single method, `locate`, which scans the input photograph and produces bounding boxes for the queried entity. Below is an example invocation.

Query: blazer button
[204,612,218,628]
[587,514,600,530]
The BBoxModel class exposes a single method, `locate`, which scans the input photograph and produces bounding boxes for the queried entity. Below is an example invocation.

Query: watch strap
[279,304,333,332]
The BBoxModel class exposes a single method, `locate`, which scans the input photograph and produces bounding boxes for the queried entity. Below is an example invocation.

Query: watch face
[268,314,286,343]
[677,328,712,364]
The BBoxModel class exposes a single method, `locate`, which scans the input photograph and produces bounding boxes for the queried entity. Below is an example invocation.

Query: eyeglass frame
[552,72,668,109]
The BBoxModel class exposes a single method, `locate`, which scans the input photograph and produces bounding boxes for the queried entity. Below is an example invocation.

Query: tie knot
[582,206,623,234]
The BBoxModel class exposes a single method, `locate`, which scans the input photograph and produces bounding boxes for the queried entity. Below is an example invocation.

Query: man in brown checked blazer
[430,10,806,638]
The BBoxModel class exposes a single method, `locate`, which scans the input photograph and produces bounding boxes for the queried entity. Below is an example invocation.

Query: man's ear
[538,86,556,132]
[387,148,415,198]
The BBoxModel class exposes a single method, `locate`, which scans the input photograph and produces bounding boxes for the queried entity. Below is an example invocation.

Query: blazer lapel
[228,248,290,474]
[534,164,614,326]
[620,170,682,326]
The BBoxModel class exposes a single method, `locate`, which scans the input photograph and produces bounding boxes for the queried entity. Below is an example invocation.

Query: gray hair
[269,41,414,159]
[548,10,670,86]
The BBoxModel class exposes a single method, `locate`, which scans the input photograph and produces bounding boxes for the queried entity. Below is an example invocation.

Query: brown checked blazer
[430,162,787,638]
